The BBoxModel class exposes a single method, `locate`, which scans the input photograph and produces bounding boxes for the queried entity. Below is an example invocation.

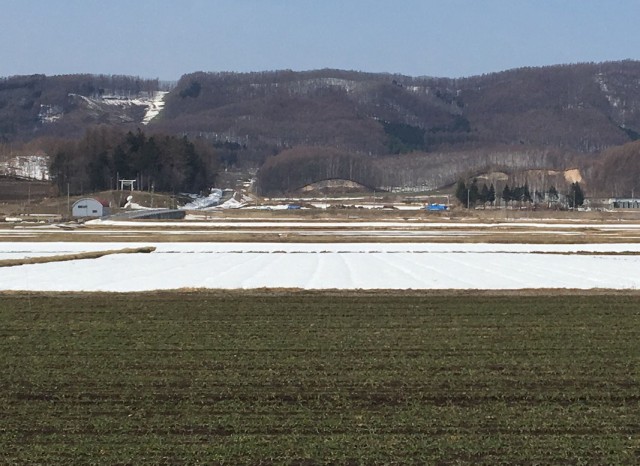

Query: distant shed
[72,198,111,218]
[610,198,640,209]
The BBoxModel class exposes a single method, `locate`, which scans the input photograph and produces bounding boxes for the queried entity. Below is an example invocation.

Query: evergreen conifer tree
[502,184,511,205]
[469,179,480,207]
[568,182,585,208]
[480,183,490,204]
[488,183,496,205]
[455,180,467,206]
[523,183,532,202]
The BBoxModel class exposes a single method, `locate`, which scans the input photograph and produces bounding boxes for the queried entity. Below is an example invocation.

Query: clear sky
[2,0,639,81]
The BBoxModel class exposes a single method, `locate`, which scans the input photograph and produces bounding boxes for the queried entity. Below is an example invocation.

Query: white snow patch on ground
[181,190,252,210]
[0,155,50,180]
[216,197,247,209]
[181,189,224,209]
[2,242,640,291]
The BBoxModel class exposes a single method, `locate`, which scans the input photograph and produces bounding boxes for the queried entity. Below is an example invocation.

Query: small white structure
[119,179,136,191]
[72,198,111,218]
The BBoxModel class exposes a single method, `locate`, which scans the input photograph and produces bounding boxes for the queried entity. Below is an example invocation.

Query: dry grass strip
[0,246,156,268]
[534,250,640,256]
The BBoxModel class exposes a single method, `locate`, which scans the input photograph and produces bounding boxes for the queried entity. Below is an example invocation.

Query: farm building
[72,198,111,218]
[610,198,640,209]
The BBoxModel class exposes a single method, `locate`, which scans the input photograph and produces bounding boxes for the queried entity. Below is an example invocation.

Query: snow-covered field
[1,242,640,292]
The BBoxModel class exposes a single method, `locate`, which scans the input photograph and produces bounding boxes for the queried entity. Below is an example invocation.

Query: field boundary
[2,288,640,297]
[0,246,156,268]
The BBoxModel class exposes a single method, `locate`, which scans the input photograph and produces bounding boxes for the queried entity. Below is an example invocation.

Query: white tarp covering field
[1,242,640,292]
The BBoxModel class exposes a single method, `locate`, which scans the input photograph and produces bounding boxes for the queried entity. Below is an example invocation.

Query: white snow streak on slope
[71,92,167,125]
[1,242,640,291]
[141,91,168,124]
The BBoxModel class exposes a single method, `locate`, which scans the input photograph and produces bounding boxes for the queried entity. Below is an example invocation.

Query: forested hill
[3,61,640,196]
[156,61,640,157]
[3,61,640,155]
[0,74,163,141]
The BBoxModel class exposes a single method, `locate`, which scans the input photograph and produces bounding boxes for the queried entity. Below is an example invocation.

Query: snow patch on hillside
[58,91,168,125]
[99,91,168,124]
[141,91,168,124]
[38,104,63,123]
[596,73,622,109]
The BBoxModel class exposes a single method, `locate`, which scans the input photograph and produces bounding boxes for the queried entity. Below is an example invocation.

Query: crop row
[1,292,639,464]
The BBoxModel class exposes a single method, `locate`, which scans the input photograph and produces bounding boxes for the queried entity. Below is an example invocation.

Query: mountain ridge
[2,61,640,197]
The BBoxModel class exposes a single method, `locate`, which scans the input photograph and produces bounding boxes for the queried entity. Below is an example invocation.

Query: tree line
[257,146,382,195]
[455,179,585,208]
[49,127,218,195]
[455,179,496,207]
[589,140,640,197]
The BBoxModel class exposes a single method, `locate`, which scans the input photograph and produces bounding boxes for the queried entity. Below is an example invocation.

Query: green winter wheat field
[1,291,639,464]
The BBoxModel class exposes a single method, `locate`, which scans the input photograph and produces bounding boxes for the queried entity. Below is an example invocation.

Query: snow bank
[181,189,223,209]
[181,190,254,210]
[217,197,245,209]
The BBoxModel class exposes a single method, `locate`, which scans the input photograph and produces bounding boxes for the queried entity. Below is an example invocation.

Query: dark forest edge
[49,127,217,195]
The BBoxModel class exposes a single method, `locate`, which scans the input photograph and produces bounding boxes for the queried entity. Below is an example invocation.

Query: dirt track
[3,216,640,243]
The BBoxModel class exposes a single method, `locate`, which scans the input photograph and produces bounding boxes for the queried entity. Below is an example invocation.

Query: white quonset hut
[71,198,111,218]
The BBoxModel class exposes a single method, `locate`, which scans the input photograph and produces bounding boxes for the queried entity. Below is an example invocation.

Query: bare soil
[0,246,155,267]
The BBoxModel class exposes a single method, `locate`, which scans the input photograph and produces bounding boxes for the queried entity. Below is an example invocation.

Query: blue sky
[2,0,639,80]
